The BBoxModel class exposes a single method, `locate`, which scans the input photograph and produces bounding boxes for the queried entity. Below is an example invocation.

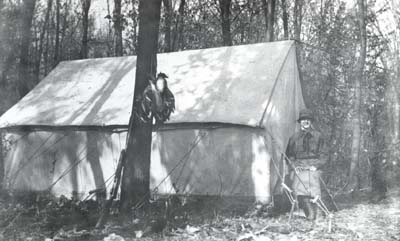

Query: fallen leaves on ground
[0,189,399,241]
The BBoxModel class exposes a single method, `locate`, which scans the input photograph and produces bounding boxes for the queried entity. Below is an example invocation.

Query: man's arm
[285,136,296,161]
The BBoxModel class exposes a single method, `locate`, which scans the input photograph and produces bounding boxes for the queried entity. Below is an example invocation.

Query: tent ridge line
[258,42,295,127]
[0,122,264,133]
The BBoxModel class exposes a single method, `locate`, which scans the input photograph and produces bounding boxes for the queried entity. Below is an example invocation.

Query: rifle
[95,149,126,229]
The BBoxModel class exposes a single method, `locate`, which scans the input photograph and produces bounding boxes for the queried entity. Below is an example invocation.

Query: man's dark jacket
[286,128,326,197]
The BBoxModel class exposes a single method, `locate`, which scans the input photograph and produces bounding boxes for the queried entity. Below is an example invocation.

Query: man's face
[300,119,311,131]
[156,77,165,92]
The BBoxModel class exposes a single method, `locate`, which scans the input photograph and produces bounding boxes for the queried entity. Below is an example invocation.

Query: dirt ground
[0,188,399,241]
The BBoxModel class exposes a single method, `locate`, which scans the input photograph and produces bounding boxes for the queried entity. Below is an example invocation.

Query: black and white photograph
[0,0,399,240]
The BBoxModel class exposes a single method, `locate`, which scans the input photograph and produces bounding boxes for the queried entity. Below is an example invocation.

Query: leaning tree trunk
[218,0,232,46]
[348,0,366,192]
[114,0,123,56]
[262,0,276,42]
[80,0,91,58]
[120,0,162,212]
[18,0,36,98]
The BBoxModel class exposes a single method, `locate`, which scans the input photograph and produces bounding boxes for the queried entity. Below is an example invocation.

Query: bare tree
[293,0,304,92]
[54,0,61,64]
[262,0,276,42]
[293,0,304,41]
[348,0,366,192]
[114,0,123,56]
[218,0,233,46]
[176,0,185,50]
[281,0,289,40]
[80,0,91,58]
[18,0,36,97]
[35,0,53,82]
[59,0,72,59]
[120,0,162,211]
[0,0,8,85]
[162,0,172,52]
[387,0,400,146]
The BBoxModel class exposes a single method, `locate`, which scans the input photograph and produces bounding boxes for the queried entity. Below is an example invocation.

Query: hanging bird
[153,72,175,123]
[137,72,175,124]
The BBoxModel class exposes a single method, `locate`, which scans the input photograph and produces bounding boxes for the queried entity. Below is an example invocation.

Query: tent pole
[258,43,294,126]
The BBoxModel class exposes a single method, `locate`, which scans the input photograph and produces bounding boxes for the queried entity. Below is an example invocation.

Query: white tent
[0,40,305,203]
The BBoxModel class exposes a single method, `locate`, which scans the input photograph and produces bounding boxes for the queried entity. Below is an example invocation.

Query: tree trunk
[80,0,91,58]
[120,0,162,212]
[383,55,399,154]
[369,108,387,200]
[44,16,53,75]
[114,0,123,56]
[293,0,303,41]
[389,0,400,148]
[177,0,185,50]
[246,0,255,44]
[218,0,232,46]
[162,0,172,52]
[54,0,61,64]
[293,0,304,92]
[18,0,36,98]
[281,0,289,40]
[262,0,276,42]
[348,0,366,192]
[60,0,71,59]
[0,0,10,86]
[35,0,53,83]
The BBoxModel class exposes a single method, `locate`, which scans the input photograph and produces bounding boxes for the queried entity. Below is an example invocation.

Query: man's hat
[157,72,168,79]
[297,109,314,122]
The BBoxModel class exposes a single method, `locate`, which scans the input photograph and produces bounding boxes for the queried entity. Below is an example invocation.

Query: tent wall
[2,127,271,202]
[259,45,305,192]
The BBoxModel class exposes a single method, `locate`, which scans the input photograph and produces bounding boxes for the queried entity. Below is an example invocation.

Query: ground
[0,188,399,241]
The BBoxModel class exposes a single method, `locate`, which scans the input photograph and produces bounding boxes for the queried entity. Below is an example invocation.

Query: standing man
[286,109,326,220]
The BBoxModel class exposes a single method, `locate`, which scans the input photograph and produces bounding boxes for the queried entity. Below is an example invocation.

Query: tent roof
[0,41,296,130]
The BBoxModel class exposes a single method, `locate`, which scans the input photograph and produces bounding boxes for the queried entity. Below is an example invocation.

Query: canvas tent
[0,40,305,203]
